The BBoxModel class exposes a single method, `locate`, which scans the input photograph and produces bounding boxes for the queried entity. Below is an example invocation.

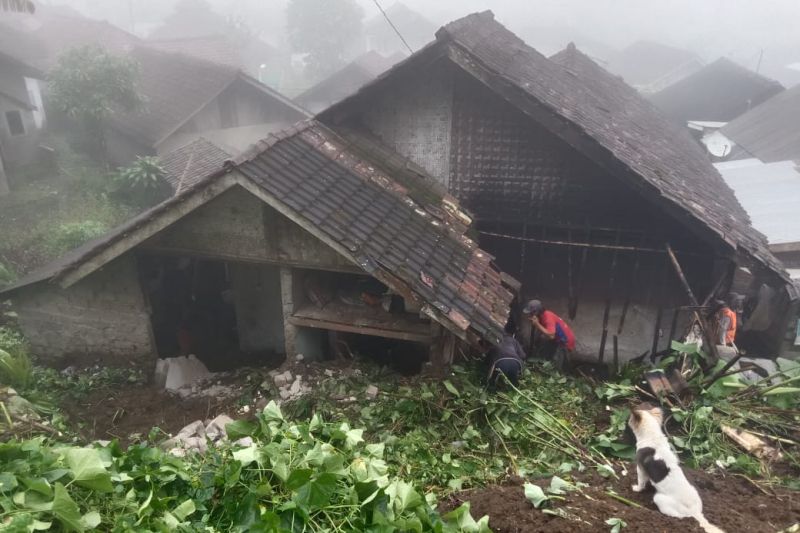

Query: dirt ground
[61,385,241,444]
[442,469,800,533]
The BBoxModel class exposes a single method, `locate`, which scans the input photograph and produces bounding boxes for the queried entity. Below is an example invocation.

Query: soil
[442,469,800,533]
[61,384,241,445]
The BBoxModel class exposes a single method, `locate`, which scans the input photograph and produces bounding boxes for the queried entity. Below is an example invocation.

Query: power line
[370,0,413,55]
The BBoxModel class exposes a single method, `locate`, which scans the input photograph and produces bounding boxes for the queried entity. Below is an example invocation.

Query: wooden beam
[287,316,433,343]
[665,242,719,364]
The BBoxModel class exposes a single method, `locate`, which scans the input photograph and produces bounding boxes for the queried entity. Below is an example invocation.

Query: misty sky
[58,0,800,71]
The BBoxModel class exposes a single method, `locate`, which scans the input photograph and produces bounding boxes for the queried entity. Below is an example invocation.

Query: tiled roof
[233,122,514,342]
[721,84,800,163]
[435,12,785,280]
[3,120,515,345]
[649,58,784,123]
[159,137,230,193]
[109,46,239,145]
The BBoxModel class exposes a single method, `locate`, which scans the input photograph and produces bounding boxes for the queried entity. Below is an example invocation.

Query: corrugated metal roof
[715,158,800,245]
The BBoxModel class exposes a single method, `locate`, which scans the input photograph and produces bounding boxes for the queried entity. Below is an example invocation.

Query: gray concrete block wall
[13,255,154,362]
[231,263,284,353]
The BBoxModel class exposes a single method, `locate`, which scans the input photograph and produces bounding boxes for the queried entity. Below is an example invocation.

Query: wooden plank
[287,316,433,343]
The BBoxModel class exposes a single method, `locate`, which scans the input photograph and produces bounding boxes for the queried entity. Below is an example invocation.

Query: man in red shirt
[523,299,576,371]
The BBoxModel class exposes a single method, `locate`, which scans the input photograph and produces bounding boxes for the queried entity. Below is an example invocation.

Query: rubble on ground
[155,354,213,391]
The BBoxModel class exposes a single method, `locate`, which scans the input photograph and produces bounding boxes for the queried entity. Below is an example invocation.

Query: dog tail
[694,514,725,533]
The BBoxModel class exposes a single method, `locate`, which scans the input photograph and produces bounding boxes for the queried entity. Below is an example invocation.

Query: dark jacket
[490,333,526,365]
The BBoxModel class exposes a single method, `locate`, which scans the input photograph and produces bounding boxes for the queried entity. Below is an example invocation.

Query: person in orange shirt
[711,299,737,346]
[523,299,576,371]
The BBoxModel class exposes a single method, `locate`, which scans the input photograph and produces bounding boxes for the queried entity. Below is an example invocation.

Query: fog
[58,0,800,71]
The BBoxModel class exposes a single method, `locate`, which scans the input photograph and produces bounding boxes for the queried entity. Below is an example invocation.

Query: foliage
[0,328,31,389]
[284,362,612,492]
[0,402,490,532]
[0,262,15,289]
[49,45,142,158]
[44,221,108,256]
[286,0,364,80]
[606,517,627,532]
[113,156,170,207]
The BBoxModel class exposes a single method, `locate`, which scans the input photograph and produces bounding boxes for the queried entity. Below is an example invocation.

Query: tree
[49,45,142,162]
[287,0,364,81]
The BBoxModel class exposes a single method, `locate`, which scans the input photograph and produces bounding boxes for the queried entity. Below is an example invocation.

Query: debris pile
[161,414,255,456]
[154,355,242,400]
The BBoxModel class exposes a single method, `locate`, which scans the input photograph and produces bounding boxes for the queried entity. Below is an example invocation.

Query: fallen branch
[605,490,643,508]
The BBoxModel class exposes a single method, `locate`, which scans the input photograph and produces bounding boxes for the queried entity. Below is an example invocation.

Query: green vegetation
[49,45,142,160]
[0,135,137,277]
[0,403,489,532]
[113,156,170,208]
[0,328,32,390]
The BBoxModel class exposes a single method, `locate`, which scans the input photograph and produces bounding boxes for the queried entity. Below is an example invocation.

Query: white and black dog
[628,403,725,533]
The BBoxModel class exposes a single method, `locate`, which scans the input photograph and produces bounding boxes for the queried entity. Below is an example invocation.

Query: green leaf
[0,472,18,493]
[262,400,284,421]
[763,387,800,396]
[226,420,256,440]
[21,477,52,497]
[345,428,364,449]
[386,480,423,512]
[52,483,84,532]
[81,511,101,529]
[172,499,196,521]
[294,473,338,510]
[65,448,113,492]
[443,380,460,397]
[232,444,260,466]
[524,483,549,508]
[606,517,627,532]
[548,476,575,495]
[285,468,313,490]
[671,340,700,354]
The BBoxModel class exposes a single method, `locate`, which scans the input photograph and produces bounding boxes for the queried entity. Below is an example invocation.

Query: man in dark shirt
[487,322,527,387]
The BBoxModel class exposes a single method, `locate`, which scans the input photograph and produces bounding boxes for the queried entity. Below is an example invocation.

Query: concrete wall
[145,186,357,271]
[12,255,154,362]
[0,87,40,168]
[358,60,454,187]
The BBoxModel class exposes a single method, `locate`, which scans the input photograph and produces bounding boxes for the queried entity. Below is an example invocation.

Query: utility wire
[371,0,414,55]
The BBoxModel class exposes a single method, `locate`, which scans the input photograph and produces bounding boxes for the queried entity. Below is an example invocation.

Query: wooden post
[599,232,620,362]
[613,335,619,376]
[664,243,719,364]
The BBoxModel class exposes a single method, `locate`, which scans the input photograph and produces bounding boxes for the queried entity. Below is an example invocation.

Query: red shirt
[540,310,576,351]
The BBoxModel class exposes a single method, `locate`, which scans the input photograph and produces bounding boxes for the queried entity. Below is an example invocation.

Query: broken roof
[321,11,787,282]
[720,84,800,163]
[4,120,514,345]
[649,58,784,123]
[109,46,306,147]
[159,137,230,194]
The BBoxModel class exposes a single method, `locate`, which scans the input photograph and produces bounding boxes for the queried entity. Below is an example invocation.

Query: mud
[443,469,799,533]
[62,385,239,445]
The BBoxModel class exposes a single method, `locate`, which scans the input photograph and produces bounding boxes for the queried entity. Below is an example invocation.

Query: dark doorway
[138,255,239,365]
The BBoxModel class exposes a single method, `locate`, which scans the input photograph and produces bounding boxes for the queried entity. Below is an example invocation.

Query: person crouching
[523,299,576,371]
[486,322,527,388]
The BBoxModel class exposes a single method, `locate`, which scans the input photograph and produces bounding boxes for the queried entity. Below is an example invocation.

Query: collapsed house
[318,11,793,359]
[0,121,515,371]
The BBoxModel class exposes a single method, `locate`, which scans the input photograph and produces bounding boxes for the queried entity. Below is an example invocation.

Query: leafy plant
[606,517,627,532]
[45,221,108,255]
[113,156,170,207]
[0,348,32,389]
[0,402,490,531]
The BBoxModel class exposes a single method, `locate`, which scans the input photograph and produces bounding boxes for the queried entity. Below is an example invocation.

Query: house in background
[147,35,288,89]
[0,121,514,372]
[320,12,793,359]
[716,158,800,354]
[105,46,308,164]
[605,40,704,94]
[0,28,46,195]
[295,51,402,113]
[365,2,437,56]
[715,84,800,163]
[649,58,784,126]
